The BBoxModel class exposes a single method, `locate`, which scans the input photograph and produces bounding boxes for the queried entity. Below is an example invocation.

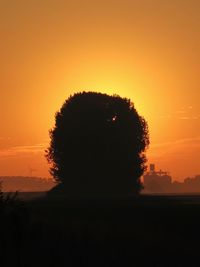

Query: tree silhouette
[46,92,149,195]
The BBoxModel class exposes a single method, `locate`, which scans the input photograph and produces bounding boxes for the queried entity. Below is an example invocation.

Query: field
[1,193,200,267]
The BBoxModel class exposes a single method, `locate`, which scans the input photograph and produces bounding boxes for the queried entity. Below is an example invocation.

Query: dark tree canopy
[46,92,149,195]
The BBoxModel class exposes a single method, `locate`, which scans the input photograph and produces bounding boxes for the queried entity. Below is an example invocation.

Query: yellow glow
[0,0,199,180]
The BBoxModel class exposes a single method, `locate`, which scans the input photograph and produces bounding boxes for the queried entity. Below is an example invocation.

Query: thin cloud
[158,106,199,120]
[158,115,172,119]
[179,116,200,120]
[0,137,11,140]
[0,143,48,158]
[175,110,186,114]
[150,137,200,149]
[148,137,200,160]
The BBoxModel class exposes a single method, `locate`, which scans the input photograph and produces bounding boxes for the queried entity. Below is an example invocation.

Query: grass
[1,192,200,266]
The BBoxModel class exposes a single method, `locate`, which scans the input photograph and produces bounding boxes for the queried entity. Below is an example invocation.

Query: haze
[0,0,199,180]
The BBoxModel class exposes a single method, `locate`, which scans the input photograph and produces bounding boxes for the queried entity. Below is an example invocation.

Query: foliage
[0,182,30,267]
[0,182,19,212]
[46,92,149,194]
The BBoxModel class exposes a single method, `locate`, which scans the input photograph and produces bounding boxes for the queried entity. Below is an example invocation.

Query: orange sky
[0,0,199,181]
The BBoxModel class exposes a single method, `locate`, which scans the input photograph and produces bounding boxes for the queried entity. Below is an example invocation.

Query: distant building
[143,164,172,193]
[182,175,200,192]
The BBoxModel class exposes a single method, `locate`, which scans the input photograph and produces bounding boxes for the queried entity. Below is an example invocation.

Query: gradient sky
[0,0,199,180]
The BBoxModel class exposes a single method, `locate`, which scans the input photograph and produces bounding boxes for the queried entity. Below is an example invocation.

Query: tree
[46,92,149,195]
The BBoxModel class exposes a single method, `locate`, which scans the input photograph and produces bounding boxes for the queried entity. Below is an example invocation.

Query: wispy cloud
[176,106,199,120]
[179,116,200,120]
[150,136,200,149]
[175,110,186,114]
[0,143,48,158]
[158,115,172,119]
[148,137,200,160]
[0,137,11,141]
[159,106,199,120]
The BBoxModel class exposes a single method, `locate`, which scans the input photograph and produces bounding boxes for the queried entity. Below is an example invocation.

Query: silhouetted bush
[0,182,19,213]
[46,92,149,195]
[0,182,29,267]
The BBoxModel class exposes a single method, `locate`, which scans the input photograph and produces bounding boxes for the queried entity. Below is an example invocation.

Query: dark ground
[1,193,200,267]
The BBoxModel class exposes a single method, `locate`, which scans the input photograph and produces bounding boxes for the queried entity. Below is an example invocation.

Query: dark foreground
[1,193,200,267]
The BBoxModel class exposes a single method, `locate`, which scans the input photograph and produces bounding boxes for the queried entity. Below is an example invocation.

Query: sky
[0,0,199,181]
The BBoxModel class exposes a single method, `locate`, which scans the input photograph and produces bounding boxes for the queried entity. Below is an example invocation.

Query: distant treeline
[0,176,55,192]
[143,175,200,194]
[3,174,200,194]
